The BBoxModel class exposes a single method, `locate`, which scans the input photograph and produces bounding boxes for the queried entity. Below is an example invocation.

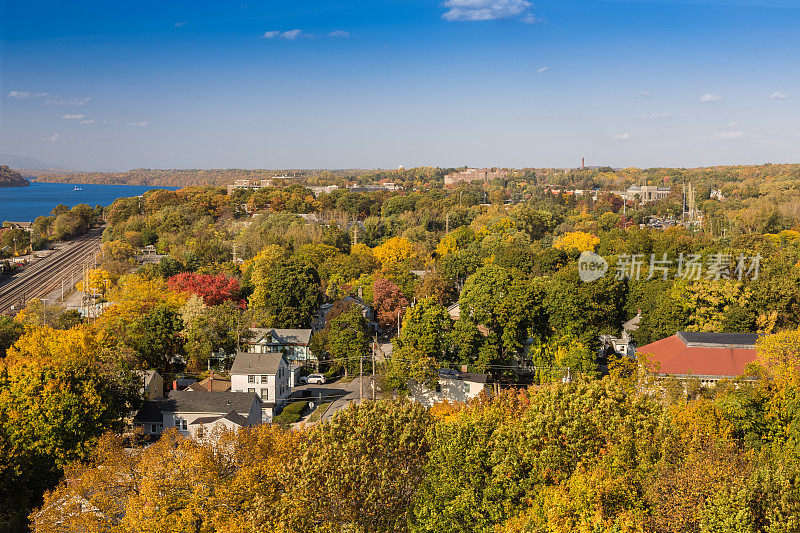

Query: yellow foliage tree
[554,231,600,252]
[373,236,415,271]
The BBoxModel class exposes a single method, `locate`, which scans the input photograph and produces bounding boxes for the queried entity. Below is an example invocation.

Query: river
[0,181,180,223]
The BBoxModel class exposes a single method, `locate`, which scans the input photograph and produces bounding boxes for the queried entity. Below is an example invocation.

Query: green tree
[290,400,432,532]
[249,261,321,328]
[327,305,370,378]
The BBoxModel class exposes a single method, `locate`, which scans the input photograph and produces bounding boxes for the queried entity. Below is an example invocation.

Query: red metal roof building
[636,332,758,383]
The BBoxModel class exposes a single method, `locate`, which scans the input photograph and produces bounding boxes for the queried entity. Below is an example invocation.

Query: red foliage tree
[373,277,409,328]
[167,272,240,306]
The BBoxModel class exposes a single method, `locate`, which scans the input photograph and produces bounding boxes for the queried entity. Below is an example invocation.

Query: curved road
[0,228,104,314]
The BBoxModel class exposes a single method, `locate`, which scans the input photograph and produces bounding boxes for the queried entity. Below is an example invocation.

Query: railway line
[0,228,104,314]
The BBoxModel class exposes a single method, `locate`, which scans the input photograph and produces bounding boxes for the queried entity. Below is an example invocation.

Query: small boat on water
[73,186,83,191]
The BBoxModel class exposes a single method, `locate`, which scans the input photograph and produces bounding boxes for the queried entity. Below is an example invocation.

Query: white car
[303,373,326,385]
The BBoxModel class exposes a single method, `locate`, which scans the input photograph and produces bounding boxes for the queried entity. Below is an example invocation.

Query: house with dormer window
[229,351,291,421]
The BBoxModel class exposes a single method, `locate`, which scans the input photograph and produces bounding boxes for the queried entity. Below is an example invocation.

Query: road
[0,228,104,314]
[290,376,380,423]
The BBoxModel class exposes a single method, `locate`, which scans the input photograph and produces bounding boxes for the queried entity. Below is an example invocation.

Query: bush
[272,401,308,425]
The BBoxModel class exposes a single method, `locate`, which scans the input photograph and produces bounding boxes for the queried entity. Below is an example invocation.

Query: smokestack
[581,157,585,169]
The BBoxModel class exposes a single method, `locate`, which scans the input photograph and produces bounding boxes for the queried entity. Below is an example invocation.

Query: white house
[229,351,291,421]
[244,328,313,363]
[408,369,489,407]
[133,390,261,438]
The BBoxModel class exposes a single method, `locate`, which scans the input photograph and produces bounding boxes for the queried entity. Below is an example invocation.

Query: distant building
[244,328,313,363]
[135,369,164,400]
[408,368,489,406]
[444,168,507,186]
[616,185,671,203]
[308,185,339,196]
[3,221,32,232]
[636,331,759,386]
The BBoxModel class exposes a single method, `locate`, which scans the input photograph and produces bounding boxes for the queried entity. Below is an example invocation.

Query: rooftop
[230,351,285,375]
[248,328,312,346]
[637,331,759,378]
[162,390,258,415]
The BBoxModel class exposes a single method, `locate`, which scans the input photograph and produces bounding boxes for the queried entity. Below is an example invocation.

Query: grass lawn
[309,402,332,422]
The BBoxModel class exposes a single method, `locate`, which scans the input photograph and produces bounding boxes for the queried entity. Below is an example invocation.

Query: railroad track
[0,228,104,314]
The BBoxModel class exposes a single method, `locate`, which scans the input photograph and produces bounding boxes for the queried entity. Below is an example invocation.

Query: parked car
[301,373,326,385]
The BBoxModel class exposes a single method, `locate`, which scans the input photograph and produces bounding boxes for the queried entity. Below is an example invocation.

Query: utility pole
[359,351,363,403]
[372,337,376,400]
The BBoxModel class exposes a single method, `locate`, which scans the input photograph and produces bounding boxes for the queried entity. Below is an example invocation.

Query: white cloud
[536,66,550,73]
[699,93,722,103]
[442,0,533,22]
[281,29,303,40]
[328,30,350,38]
[61,114,85,120]
[8,90,49,99]
[521,13,541,24]
[261,29,303,40]
[635,90,652,97]
[42,133,61,142]
[642,113,671,119]
[174,21,188,28]
[128,121,149,127]
[711,130,746,140]
[81,119,94,124]
[613,133,632,140]
[728,120,741,128]
[771,91,790,100]
[42,96,91,106]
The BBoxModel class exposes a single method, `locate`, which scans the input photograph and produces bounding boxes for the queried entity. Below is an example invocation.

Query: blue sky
[1,0,799,170]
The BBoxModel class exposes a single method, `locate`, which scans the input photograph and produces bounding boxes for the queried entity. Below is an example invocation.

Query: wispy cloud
[728,120,741,128]
[536,66,550,73]
[42,133,61,142]
[771,91,790,100]
[635,90,652,97]
[61,114,85,120]
[8,90,49,99]
[613,133,632,141]
[699,93,722,103]
[328,30,350,38]
[442,0,534,22]
[174,21,188,28]
[43,96,91,106]
[642,113,671,119]
[711,130,746,140]
[81,119,94,124]
[261,29,304,40]
[127,121,149,127]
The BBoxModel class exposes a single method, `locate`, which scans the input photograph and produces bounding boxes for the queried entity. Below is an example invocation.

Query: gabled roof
[438,368,488,384]
[230,351,286,376]
[248,328,312,346]
[187,376,231,392]
[161,390,258,415]
[190,410,254,427]
[637,331,759,378]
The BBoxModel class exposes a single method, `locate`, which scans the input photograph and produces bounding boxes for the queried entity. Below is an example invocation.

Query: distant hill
[0,165,30,188]
[0,154,66,171]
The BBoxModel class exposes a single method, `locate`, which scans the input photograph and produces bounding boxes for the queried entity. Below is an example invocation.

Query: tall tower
[581,157,585,169]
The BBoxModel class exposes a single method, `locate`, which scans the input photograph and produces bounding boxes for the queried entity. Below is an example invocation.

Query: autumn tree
[168,272,240,306]
[0,327,138,520]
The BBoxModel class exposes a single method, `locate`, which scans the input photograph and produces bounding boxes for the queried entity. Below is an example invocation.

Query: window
[261,388,269,400]
[248,387,255,394]
[175,418,187,431]
[248,375,255,383]
[261,375,268,383]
